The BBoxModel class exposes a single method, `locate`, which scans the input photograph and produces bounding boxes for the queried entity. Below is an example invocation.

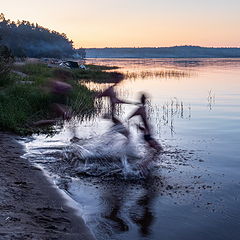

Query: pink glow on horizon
[1,0,240,48]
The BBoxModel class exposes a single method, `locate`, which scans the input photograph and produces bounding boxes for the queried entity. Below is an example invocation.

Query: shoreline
[0,132,95,240]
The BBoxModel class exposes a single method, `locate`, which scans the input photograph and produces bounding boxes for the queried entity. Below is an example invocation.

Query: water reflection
[104,184,157,237]
[129,179,158,237]
[78,175,162,239]
[24,58,240,240]
[207,90,216,110]
[86,57,240,71]
[123,70,191,80]
[101,184,130,233]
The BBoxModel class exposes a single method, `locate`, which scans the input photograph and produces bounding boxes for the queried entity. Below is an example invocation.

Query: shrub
[0,45,14,86]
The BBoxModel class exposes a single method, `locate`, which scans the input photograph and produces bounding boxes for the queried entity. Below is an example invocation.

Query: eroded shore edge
[0,132,95,240]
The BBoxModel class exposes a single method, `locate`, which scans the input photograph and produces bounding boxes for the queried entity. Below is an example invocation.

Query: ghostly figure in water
[128,93,163,170]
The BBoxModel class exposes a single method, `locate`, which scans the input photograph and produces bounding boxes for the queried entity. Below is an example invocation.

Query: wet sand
[0,133,95,240]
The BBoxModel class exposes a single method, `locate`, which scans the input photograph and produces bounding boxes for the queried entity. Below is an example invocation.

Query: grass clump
[72,65,122,83]
[0,84,51,134]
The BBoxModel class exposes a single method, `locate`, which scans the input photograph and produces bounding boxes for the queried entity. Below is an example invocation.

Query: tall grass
[124,70,190,80]
[147,97,191,136]
[0,84,52,134]
[13,63,53,84]
[72,66,123,83]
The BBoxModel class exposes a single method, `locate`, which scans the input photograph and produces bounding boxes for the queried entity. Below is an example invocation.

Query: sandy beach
[0,133,94,240]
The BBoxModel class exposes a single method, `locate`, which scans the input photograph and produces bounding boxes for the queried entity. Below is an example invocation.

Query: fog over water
[24,58,240,240]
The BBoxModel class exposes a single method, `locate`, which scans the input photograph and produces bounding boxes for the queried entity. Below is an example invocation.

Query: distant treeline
[86,46,240,58]
[0,13,75,58]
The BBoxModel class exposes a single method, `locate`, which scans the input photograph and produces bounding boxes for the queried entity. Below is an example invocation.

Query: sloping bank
[0,133,95,240]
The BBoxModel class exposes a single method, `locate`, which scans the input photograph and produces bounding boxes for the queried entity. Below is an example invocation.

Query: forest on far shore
[0,13,77,58]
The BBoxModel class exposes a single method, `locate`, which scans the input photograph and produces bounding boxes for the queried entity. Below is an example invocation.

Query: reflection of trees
[165,58,240,70]
[87,58,240,71]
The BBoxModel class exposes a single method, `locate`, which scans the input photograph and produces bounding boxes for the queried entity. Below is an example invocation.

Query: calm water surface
[24,58,240,240]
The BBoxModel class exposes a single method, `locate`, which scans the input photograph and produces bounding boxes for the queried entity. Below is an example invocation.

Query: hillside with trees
[0,13,75,58]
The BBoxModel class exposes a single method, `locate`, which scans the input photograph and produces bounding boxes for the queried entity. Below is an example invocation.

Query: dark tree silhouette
[0,32,14,77]
[0,13,75,58]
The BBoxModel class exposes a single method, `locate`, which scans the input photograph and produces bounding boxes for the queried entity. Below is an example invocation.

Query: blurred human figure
[33,69,73,127]
[50,78,72,120]
[96,73,135,118]
[128,94,163,177]
[128,93,162,152]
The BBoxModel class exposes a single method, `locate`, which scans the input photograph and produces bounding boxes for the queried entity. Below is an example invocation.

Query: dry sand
[0,133,95,240]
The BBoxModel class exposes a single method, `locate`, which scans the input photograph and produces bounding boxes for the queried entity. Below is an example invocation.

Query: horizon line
[81,45,240,49]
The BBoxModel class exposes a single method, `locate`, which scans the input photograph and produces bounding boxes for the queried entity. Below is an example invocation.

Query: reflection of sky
[25,59,240,240]
[1,0,240,47]
[85,58,240,160]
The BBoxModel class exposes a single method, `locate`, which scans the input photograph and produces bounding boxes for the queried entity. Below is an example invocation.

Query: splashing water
[63,124,157,179]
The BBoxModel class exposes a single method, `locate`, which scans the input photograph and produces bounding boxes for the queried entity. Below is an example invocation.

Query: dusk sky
[1,0,240,48]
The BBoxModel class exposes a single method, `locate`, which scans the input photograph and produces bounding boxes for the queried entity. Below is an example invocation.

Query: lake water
[24,58,240,240]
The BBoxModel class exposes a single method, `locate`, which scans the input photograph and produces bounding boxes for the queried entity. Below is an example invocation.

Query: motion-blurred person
[128,93,162,152]
[128,93,163,172]
[33,69,73,127]
[96,73,134,118]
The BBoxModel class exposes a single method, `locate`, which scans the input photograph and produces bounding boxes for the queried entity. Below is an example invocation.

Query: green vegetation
[72,65,120,83]
[0,45,14,86]
[0,83,52,135]
[0,62,120,135]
